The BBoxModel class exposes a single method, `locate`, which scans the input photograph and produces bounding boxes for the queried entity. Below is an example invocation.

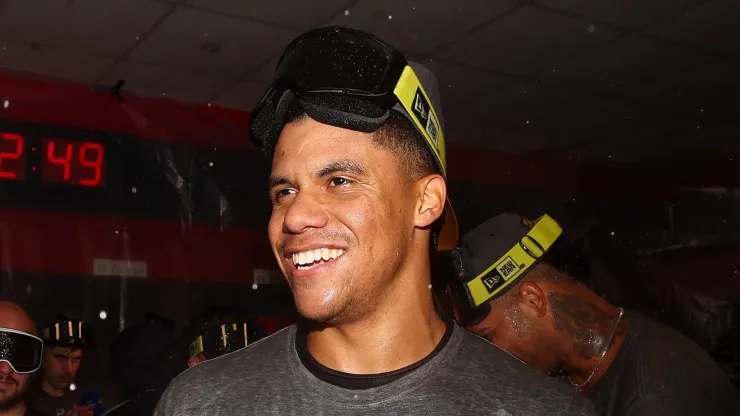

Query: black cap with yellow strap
[443,213,563,326]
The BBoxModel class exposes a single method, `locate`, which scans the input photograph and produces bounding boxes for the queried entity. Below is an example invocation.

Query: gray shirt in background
[154,324,596,415]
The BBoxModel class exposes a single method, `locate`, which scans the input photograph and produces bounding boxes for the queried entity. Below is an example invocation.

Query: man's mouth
[291,248,345,271]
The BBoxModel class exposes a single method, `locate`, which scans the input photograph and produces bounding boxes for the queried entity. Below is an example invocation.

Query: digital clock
[0,132,105,187]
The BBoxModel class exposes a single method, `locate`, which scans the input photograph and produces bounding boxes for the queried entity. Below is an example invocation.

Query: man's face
[0,361,31,410]
[468,300,560,375]
[268,118,420,323]
[42,347,82,390]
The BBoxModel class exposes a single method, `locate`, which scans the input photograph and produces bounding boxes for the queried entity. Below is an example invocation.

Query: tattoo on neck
[547,292,621,359]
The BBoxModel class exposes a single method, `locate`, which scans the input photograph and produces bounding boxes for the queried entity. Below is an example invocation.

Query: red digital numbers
[47,141,73,180]
[78,143,104,186]
[42,139,105,187]
[0,132,26,180]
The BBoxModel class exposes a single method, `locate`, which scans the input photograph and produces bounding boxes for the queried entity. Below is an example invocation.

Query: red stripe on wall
[0,208,277,282]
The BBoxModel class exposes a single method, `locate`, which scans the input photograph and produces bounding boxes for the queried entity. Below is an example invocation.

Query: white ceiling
[0,0,737,161]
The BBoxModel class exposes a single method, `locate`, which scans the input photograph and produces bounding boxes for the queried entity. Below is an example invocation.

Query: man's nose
[0,361,13,375]
[282,191,329,234]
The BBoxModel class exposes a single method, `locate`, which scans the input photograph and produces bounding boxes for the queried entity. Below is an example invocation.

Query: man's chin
[0,393,24,411]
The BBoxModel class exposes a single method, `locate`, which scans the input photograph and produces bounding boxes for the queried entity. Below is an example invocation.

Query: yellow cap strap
[465,214,562,307]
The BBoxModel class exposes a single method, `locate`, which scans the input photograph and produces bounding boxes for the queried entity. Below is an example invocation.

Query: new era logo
[413,92,429,120]
[496,257,521,280]
[482,273,501,294]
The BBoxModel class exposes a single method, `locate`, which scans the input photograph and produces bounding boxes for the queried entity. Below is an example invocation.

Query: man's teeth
[292,248,345,266]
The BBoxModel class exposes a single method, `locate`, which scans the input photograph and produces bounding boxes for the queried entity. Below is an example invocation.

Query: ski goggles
[443,215,563,326]
[249,26,458,251]
[0,327,43,373]
[41,319,86,348]
[189,322,250,360]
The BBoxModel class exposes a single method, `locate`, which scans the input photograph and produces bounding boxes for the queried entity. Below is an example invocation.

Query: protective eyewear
[189,322,250,360]
[41,319,86,348]
[444,215,563,326]
[0,327,43,373]
[249,26,458,250]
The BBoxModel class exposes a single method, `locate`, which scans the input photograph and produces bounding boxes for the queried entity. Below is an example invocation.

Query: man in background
[30,316,92,416]
[0,301,46,416]
[446,212,740,416]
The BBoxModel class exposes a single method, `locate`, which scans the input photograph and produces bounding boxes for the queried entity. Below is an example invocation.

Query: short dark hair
[284,100,437,181]
[490,240,586,306]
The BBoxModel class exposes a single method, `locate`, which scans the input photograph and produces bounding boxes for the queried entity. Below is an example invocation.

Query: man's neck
[0,401,27,416]
[42,379,65,397]
[551,286,630,390]
[305,274,447,374]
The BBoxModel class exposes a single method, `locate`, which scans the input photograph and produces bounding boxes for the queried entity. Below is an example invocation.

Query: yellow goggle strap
[393,66,447,176]
[189,336,204,358]
[465,214,563,307]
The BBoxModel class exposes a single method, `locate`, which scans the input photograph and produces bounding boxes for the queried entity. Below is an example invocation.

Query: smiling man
[155,26,595,416]
[0,301,46,416]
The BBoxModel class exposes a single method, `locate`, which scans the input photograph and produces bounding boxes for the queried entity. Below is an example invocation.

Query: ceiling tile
[470,81,629,130]
[0,0,170,57]
[129,8,299,77]
[243,55,279,83]
[414,58,511,118]
[0,39,112,84]
[185,0,351,29]
[100,60,232,103]
[644,0,740,55]
[445,114,579,153]
[328,0,518,54]
[540,35,709,100]
[433,6,618,75]
[210,81,269,110]
[534,0,697,30]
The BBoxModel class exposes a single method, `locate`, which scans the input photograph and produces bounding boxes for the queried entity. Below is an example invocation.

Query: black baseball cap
[41,315,87,349]
[442,213,563,326]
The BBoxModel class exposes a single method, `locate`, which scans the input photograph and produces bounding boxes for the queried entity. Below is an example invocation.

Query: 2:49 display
[0,132,105,187]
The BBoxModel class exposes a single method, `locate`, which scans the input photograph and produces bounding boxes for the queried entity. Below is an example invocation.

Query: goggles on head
[0,327,43,373]
[443,215,563,326]
[249,26,458,251]
[250,26,446,175]
[189,322,250,360]
[41,318,86,348]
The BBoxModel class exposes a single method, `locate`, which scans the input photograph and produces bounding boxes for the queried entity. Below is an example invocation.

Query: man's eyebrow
[268,175,291,190]
[316,160,368,179]
[268,160,368,189]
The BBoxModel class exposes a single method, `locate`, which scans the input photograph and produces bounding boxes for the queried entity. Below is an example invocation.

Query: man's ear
[517,282,548,318]
[414,174,446,228]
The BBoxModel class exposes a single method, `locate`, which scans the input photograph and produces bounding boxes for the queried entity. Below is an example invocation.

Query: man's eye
[273,188,295,200]
[329,177,351,187]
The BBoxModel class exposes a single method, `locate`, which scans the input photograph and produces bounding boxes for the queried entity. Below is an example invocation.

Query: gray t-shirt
[155,324,595,415]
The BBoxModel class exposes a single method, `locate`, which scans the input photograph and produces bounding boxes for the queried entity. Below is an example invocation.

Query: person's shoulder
[621,313,740,408]
[156,325,295,411]
[450,330,596,415]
